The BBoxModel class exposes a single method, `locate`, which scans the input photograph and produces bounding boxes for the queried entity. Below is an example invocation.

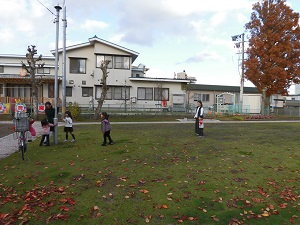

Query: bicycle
[12,112,30,160]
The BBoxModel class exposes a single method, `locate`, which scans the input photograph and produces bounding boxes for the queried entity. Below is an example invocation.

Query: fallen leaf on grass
[261,211,269,217]
[157,205,168,209]
[139,189,149,194]
[279,203,288,208]
[59,206,70,211]
[252,197,261,203]
[211,215,219,221]
[90,206,101,218]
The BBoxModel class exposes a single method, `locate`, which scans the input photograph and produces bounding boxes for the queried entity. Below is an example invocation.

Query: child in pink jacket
[39,118,56,146]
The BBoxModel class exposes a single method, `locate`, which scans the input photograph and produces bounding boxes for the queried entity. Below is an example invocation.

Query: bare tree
[21,45,44,119]
[94,60,111,120]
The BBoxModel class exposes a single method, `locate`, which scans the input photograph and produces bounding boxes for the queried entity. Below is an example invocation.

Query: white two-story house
[0,36,193,114]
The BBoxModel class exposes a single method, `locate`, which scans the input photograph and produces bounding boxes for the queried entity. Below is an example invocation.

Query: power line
[36,0,55,16]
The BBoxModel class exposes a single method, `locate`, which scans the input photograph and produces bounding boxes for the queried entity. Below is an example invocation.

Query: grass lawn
[0,122,299,224]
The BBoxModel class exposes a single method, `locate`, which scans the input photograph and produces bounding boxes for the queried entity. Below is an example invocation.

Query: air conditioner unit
[131,97,136,103]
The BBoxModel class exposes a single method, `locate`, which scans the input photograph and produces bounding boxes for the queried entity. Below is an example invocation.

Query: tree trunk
[93,60,110,120]
[261,88,270,115]
[31,85,38,120]
[30,70,38,119]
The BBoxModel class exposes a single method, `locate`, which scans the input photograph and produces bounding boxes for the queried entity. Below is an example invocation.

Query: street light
[231,33,245,113]
[54,4,62,144]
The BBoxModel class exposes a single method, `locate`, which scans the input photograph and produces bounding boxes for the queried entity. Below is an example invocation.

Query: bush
[68,102,82,121]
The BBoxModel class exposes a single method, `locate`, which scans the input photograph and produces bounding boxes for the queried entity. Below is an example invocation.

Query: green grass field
[0,122,299,224]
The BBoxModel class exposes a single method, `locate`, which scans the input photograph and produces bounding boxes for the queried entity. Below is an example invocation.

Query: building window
[48,84,54,98]
[0,84,3,95]
[96,55,113,69]
[154,88,169,101]
[202,94,210,102]
[95,86,112,100]
[113,86,130,100]
[137,87,153,100]
[37,67,50,74]
[0,66,4,73]
[95,86,130,100]
[82,87,93,97]
[66,87,72,97]
[6,84,31,98]
[114,56,130,69]
[82,80,86,85]
[70,58,86,74]
[194,93,209,102]
[194,93,201,101]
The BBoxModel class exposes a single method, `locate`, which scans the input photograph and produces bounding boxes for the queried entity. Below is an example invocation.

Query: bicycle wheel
[19,132,27,160]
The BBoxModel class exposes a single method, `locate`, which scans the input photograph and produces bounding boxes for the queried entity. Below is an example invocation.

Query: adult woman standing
[44,101,55,136]
[194,100,204,137]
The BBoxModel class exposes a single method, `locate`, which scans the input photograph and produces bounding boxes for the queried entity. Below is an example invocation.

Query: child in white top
[62,111,76,142]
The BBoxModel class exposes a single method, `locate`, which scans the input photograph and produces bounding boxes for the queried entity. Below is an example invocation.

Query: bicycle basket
[13,112,29,132]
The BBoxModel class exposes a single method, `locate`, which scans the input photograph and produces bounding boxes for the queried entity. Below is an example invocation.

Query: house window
[154,88,169,101]
[113,86,130,100]
[194,93,209,102]
[0,66,4,73]
[48,84,54,98]
[82,87,93,97]
[66,87,72,97]
[96,55,113,69]
[6,84,31,98]
[70,58,86,74]
[202,94,210,102]
[95,86,112,100]
[194,93,201,101]
[37,67,50,74]
[114,56,130,69]
[137,87,153,100]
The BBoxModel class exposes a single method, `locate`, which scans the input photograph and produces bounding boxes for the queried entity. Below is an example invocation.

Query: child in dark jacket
[101,112,113,146]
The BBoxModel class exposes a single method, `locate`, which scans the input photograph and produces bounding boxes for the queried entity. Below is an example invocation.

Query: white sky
[0,0,299,89]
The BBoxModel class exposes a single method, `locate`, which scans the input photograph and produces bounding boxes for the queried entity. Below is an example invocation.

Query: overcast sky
[0,0,299,89]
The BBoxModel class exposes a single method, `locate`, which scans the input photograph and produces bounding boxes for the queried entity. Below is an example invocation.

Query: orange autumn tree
[244,0,300,114]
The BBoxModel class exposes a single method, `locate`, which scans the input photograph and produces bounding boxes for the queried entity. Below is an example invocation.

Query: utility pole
[231,33,245,113]
[54,4,62,145]
[62,4,67,115]
[240,33,245,113]
[124,80,127,113]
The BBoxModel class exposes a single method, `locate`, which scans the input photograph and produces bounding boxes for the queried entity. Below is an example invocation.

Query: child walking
[39,118,56,146]
[62,111,76,142]
[101,112,113,146]
[28,118,36,142]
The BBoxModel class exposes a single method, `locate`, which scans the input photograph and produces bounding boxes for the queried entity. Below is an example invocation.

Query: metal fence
[2,99,300,117]
[272,107,300,117]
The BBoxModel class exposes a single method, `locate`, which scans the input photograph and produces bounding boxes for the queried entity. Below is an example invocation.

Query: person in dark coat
[44,101,55,136]
[194,100,204,137]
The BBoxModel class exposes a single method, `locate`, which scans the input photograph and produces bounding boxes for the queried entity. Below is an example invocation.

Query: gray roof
[188,84,260,94]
